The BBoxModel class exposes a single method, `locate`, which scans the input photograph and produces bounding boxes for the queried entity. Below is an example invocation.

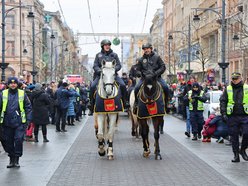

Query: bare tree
[193,45,210,82]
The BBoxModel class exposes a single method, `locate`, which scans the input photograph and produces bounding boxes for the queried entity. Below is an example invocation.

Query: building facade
[162,0,247,83]
[0,0,79,83]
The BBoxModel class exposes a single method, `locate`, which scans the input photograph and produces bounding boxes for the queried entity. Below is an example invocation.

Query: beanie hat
[34,83,42,91]
[7,77,18,85]
[62,82,68,87]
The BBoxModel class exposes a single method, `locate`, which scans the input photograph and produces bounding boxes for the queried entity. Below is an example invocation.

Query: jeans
[55,108,68,130]
[186,106,191,133]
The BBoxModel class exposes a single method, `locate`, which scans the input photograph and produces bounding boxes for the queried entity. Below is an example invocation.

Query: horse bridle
[101,69,116,97]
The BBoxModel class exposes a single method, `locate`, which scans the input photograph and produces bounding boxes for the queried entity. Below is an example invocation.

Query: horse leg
[153,117,162,160]
[94,113,98,139]
[160,118,164,134]
[130,113,136,137]
[139,119,150,158]
[106,114,117,160]
[97,114,106,156]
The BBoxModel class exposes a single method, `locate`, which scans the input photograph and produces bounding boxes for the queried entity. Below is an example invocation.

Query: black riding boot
[7,156,15,168]
[232,151,240,163]
[14,156,20,168]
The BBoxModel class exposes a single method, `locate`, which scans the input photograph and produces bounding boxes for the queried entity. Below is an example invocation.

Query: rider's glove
[96,69,102,75]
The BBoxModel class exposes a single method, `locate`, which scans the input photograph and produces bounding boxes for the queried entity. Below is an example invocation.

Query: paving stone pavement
[47,114,235,186]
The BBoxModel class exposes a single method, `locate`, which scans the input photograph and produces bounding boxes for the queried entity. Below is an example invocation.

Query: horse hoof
[131,131,135,137]
[98,150,106,156]
[155,154,162,160]
[108,155,114,160]
[143,150,150,158]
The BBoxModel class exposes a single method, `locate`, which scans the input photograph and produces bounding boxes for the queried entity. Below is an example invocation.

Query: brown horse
[137,75,164,160]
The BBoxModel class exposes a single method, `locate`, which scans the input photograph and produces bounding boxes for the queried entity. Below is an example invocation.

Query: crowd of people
[0,77,89,168]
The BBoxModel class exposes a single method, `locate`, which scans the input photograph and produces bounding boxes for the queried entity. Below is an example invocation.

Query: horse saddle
[137,83,165,119]
[94,83,123,113]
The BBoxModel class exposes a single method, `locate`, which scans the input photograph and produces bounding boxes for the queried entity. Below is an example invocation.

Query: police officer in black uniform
[133,43,169,113]
[88,39,128,115]
[0,77,32,168]
[220,72,248,162]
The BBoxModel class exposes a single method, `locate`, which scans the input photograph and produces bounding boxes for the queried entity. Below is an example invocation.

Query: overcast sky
[40,0,163,62]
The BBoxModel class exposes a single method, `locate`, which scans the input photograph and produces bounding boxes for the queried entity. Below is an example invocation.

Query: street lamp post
[193,0,228,83]
[168,17,192,79]
[1,0,9,82]
[27,11,37,84]
[50,33,55,81]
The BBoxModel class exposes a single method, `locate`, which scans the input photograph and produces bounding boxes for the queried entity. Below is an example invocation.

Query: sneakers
[197,134,202,140]
[184,131,191,138]
[216,137,224,143]
[192,134,197,141]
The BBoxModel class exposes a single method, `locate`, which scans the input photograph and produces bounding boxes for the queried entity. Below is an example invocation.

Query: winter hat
[192,82,200,89]
[34,83,42,91]
[7,77,18,85]
[27,84,35,90]
[62,82,68,87]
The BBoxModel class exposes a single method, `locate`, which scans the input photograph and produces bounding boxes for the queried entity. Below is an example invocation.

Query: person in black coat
[31,83,50,143]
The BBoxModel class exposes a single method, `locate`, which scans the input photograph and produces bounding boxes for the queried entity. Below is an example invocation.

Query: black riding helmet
[101,39,112,48]
[142,43,152,49]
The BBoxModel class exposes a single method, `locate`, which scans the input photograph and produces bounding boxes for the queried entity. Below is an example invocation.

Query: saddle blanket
[94,88,123,114]
[137,91,165,119]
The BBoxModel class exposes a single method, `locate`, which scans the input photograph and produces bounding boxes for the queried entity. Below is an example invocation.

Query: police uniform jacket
[0,89,32,128]
[220,81,247,116]
[93,49,121,79]
[137,51,165,78]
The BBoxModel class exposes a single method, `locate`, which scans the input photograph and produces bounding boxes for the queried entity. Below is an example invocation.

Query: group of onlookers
[0,77,89,168]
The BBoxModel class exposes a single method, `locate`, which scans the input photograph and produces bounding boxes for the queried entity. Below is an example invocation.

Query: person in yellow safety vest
[184,82,207,141]
[220,72,248,163]
[0,77,32,168]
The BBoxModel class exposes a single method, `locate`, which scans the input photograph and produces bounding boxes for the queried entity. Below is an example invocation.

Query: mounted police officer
[0,77,32,168]
[220,72,248,163]
[133,43,169,114]
[88,39,128,115]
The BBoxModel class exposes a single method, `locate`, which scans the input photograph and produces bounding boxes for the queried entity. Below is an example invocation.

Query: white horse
[96,60,120,160]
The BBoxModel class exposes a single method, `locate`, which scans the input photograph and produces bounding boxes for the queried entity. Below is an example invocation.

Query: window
[6,41,15,57]
[6,15,15,29]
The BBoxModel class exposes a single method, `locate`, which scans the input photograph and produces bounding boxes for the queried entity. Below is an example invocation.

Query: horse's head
[101,60,116,96]
[143,72,157,93]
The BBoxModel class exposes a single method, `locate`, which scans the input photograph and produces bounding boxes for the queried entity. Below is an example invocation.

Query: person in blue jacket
[55,82,79,132]
[0,77,32,168]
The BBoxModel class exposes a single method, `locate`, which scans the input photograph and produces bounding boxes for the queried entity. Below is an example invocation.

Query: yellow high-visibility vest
[0,89,26,124]
[189,90,204,111]
[227,84,248,115]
